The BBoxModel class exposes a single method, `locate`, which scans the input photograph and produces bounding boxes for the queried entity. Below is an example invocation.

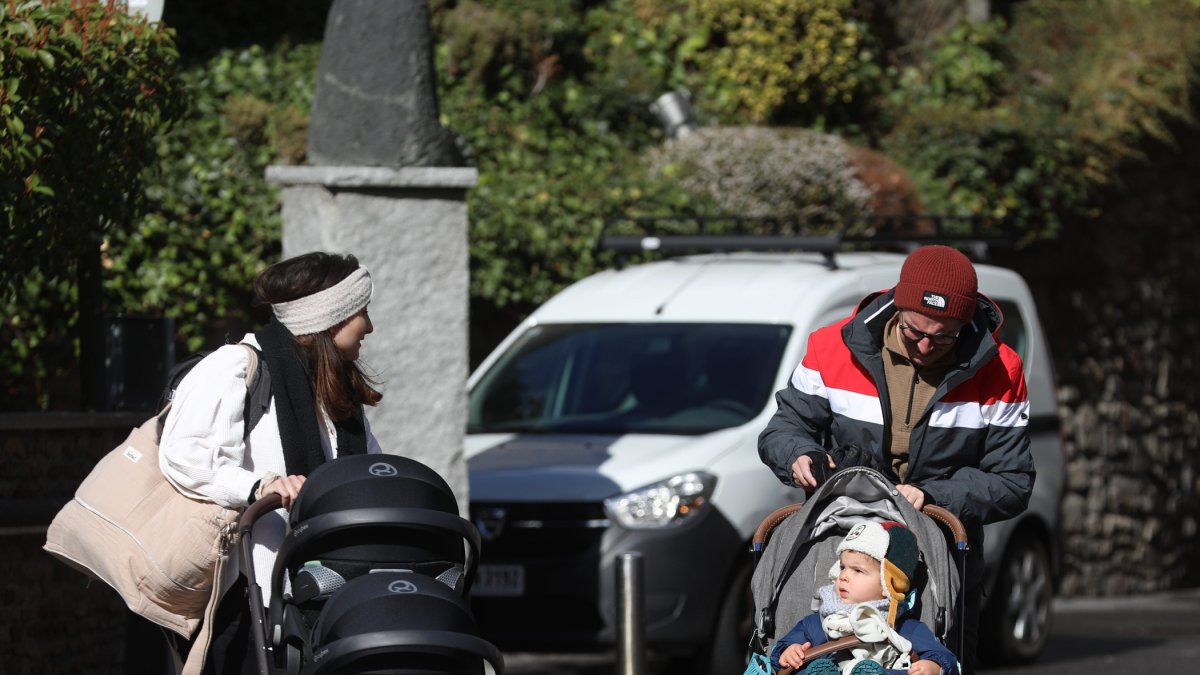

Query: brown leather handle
[921,503,969,550]
[239,492,283,533]
[776,635,865,675]
[751,502,805,550]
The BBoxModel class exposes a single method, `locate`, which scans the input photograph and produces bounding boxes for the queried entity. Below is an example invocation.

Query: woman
[159,251,383,673]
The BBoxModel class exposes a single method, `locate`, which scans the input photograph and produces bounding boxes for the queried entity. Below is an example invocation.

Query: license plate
[472,563,525,597]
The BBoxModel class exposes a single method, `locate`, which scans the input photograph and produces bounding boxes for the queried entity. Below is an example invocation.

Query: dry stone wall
[996,116,1200,596]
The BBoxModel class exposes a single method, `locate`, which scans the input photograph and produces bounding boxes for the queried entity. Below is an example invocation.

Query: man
[758,245,1034,675]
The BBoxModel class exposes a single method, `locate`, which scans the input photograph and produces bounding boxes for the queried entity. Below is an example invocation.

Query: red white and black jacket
[758,288,1034,534]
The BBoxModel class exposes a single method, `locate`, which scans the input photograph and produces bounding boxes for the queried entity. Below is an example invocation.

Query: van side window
[995,299,1027,360]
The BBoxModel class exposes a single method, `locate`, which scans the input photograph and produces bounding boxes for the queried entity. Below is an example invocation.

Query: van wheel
[982,535,1052,664]
[701,561,753,675]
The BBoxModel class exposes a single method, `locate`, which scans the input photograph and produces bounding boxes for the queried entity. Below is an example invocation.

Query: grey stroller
[749,467,968,674]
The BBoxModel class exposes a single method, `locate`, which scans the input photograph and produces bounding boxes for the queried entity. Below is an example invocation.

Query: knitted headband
[272,266,373,335]
[831,520,920,626]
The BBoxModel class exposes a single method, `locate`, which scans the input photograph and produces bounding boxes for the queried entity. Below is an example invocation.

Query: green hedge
[105,43,320,353]
[1,0,183,409]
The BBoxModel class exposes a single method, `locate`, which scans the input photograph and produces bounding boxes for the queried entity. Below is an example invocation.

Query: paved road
[982,588,1200,674]
[498,589,1200,674]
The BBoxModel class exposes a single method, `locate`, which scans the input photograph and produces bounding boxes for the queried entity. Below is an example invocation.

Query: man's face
[896,311,963,366]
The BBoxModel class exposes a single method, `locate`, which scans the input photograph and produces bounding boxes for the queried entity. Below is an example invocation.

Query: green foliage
[1003,0,1200,184]
[880,0,1200,236]
[1,0,184,410]
[690,0,867,123]
[10,0,1198,408]
[432,0,878,310]
[1,0,185,290]
[438,56,708,310]
[105,42,322,353]
[885,18,1009,111]
[882,105,1092,239]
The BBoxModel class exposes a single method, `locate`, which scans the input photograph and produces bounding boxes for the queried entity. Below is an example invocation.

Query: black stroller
[239,454,504,675]
[748,467,968,674]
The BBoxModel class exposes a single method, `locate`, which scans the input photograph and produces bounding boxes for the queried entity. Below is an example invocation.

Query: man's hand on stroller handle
[791,453,837,489]
[778,641,813,669]
[261,474,307,509]
[896,484,925,510]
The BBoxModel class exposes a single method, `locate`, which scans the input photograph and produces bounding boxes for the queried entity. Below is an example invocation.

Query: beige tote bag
[44,345,260,641]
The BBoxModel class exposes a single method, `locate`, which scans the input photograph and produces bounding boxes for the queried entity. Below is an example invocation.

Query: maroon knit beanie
[894,245,978,324]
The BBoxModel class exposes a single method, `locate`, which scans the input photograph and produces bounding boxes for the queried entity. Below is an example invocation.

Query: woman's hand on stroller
[260,474,307,509]
[778,641,813,669]
[791,453,837,490]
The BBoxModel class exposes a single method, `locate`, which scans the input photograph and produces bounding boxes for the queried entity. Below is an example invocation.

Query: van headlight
[603,472,716,529]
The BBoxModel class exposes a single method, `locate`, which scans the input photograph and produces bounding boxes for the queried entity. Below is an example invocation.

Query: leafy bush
[1003,0,1200,184]
[1,0,184,409]
[884,18,1008,112]
[689,0,867,123]
[438,61,708,311]
[1,0,184,289]
[645,126,871,226]
[883,105,1091,238]
[104,42,322,352]
[880,1,1200,236]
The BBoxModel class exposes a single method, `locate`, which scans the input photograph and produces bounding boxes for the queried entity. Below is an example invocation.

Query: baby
[771,521,957,675]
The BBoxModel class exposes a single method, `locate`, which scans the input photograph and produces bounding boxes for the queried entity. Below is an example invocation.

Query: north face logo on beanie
[921,291,947,309]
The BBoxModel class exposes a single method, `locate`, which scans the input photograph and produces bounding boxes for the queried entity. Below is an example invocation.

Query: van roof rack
[598,214,1016,270]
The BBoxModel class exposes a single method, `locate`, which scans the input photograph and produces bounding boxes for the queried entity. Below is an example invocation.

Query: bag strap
[238,344,269,436]
[156,344,269,440]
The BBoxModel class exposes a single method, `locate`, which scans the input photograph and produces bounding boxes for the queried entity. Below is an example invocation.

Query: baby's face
[836,551,885,604]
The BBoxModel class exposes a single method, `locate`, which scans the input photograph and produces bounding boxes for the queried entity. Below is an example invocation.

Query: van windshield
[468,323,792,435]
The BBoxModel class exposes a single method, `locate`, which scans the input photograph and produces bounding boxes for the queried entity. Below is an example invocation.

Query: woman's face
[331,309,373,361]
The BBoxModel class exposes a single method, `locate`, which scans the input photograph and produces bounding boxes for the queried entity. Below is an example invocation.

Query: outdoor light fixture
[649,89,699,140]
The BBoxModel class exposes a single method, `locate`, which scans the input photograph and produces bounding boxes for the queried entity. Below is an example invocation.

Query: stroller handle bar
[240,492,284,533]
[750,503,969,552]
[920,504,969,551]
[238,492,284,675]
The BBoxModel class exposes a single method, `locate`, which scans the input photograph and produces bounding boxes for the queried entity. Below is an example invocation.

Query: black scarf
[256,319,367,476]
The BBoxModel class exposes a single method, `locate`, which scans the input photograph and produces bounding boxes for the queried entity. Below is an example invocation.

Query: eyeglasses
[898,323,960,346]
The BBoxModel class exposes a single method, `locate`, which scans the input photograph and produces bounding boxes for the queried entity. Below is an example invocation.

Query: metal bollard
[616,552,647,675]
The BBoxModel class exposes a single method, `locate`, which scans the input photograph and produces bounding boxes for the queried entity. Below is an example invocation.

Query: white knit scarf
[817,584,913,674]
[272,267,373,335]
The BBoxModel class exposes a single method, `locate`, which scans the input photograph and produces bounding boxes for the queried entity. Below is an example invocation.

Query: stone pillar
[265,165,477,507]
[964,0,990,23]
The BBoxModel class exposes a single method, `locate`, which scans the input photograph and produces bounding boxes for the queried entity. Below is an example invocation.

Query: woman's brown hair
[254,252,382,420]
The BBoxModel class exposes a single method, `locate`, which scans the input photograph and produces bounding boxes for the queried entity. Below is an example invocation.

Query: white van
[464,240,1063,672]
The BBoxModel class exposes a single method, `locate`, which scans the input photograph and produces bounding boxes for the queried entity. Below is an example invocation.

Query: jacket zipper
[905,370,919,426]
